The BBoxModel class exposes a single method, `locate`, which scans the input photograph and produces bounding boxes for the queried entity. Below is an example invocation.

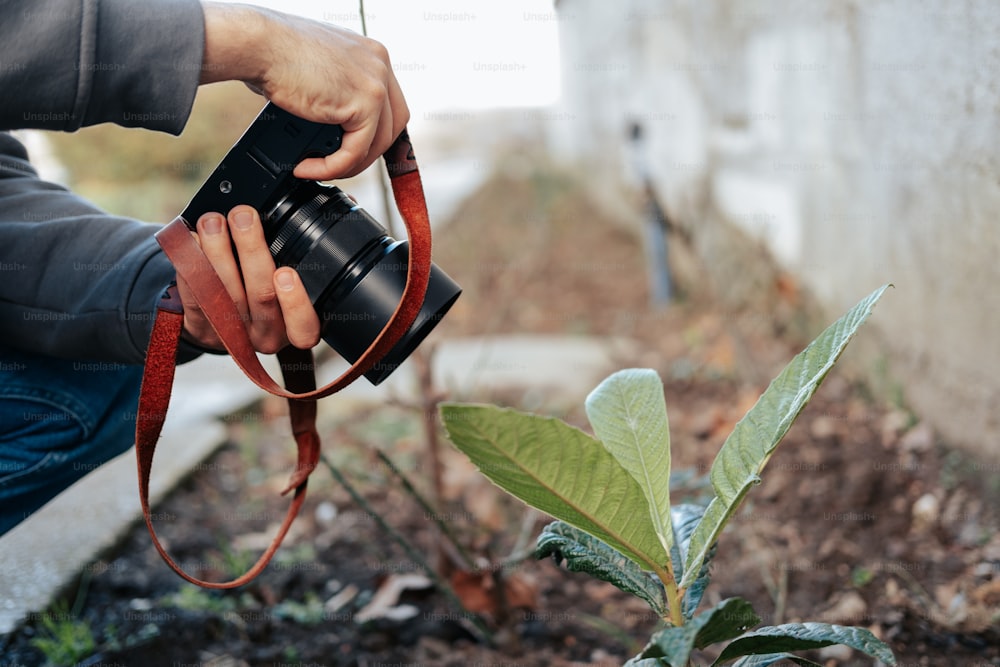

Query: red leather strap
[135,130,431,587]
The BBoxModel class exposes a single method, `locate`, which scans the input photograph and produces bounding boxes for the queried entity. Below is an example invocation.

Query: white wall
[551,0,1000,459]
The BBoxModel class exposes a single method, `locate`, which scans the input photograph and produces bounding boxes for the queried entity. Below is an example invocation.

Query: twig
[374,448,476,570]
[756,546,786,625]
[576,611,644,656]
[408,345,453,575]
[774,563,787,625]
[489,508,543,572]
[509,508,541,561]
[321,454,493,644]
[413,346,446,509]
[358,0,399,238]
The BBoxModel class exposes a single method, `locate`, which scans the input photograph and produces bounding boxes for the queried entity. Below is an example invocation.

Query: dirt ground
[3,165,999,666]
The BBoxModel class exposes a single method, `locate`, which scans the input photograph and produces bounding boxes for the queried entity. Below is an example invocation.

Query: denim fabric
[0,345,142,535]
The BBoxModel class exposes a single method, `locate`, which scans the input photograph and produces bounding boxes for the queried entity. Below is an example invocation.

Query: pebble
[911,493,940,532]
[315,500,338,524]
[128,598,153,611]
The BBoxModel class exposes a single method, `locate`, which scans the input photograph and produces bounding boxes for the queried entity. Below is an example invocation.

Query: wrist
[200,2,270,87]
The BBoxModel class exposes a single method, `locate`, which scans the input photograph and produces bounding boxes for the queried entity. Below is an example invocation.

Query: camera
[178,103,461,385]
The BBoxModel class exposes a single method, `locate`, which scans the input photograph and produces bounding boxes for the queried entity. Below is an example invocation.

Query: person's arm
[0,0,205,135]
[0,0,208,363]
[0,133,183,364]
[0,1,410,362]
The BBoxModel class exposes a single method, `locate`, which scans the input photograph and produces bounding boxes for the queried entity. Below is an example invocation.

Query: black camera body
[179,103,461,385]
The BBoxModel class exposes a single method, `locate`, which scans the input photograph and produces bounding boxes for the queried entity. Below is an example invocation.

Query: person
[0,0,410,535]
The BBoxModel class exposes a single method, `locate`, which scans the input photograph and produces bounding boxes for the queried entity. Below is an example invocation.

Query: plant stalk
[358,0,400,240]
[374,448,477,570]
[321,454,493,644]
[655,562,685,627]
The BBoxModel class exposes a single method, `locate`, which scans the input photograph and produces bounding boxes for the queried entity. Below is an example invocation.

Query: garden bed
[3,167,998,666]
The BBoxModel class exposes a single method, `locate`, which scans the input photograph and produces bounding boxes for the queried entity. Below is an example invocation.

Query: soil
[3,165,999,666]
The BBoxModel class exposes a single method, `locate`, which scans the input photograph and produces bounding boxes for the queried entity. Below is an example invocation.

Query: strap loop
[135,130,432,587]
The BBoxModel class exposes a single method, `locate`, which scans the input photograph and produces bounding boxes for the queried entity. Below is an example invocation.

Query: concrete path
[0,334,634,635]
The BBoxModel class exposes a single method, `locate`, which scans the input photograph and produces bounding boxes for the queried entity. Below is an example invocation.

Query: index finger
[293,121,377,181]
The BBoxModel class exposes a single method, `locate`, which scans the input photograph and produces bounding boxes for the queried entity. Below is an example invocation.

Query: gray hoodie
[0,0,206,363]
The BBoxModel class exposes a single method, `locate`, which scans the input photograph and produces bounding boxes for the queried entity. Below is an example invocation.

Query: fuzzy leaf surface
[713,623,896,665]
[441,404,668,572]
[669,504,713,618]
[585,369,674,555]
[681,284,890,589]
[730,654,822,667]
[692,597,760,648]
[536,521,668,617]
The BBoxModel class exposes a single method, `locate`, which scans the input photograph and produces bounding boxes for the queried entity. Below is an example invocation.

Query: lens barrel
[264,181,460,385]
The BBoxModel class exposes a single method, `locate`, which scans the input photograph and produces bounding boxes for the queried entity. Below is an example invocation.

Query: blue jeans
[0,344,143,535]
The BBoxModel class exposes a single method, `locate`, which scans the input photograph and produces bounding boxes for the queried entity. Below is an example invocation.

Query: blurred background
[35,0,999,469]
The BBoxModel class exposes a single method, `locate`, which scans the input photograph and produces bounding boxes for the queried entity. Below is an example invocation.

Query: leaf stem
[655,562,685,627]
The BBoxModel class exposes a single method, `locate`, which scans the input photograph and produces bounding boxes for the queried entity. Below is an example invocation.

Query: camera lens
[263,180,461,384]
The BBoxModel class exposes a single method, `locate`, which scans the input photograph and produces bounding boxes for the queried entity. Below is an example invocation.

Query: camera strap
[135,130,431,588]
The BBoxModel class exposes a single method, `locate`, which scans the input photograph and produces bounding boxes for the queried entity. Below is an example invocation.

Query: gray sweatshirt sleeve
[0,134,183,364]
[0,0,208,363]
[0,0,206,135]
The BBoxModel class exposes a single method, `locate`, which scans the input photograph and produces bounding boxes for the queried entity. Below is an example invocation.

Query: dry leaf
[449,569,538,615]
[354,573,432,623]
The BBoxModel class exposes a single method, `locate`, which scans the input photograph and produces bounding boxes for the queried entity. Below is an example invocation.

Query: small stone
[911,493,939,532]
[590,648,616,664]
[315,500,338,524]
[128,598,153,611]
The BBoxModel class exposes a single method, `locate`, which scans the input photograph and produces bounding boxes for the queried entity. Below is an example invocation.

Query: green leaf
[637,624,700,666]
[730,654,822,667]
[440,404,669,573]
[536,521,668,618]
[671,503,705,562]
[712,623,897,665]
[669,504,714,618]
[638,598,761,666]
[585,369,674,556]
[681,284,890,589]
[693,598,760,648]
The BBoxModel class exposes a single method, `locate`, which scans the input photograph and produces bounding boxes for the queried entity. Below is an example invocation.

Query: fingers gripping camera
[178,104,461,384]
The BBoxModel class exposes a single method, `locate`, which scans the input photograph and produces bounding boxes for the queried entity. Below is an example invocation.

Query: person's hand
[177,206,321,354]
[200,2,409,181]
